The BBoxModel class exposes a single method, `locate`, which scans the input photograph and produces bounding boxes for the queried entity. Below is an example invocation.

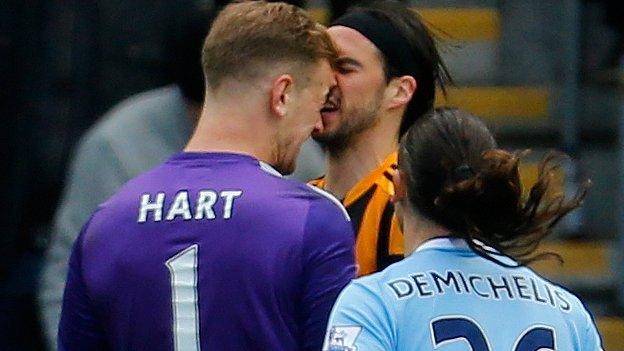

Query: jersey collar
[415,236,500,254]
[258,161,283,178]
[342,151,398,206]
[414,237,470,253]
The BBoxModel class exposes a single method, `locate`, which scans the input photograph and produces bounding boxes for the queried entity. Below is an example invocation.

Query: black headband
[332,11,421,80]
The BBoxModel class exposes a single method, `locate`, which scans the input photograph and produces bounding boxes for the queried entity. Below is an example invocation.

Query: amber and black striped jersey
[309,152,404,276]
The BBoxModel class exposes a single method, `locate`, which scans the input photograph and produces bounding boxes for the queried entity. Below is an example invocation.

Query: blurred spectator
[38,2,326,346]
[3,4,197,349]
[36,6,210,345]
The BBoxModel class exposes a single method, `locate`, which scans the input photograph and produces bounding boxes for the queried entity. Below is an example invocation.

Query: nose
[330,72,338,86]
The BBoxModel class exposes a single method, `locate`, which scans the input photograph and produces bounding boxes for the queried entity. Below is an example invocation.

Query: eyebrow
[335,56,363,68]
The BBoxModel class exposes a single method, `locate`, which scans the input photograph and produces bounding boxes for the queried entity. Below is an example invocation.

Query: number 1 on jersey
[166,245,201,351]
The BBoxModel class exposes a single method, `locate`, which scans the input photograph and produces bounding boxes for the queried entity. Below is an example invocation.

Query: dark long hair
[398,108,590,266]
[349,1,453,137]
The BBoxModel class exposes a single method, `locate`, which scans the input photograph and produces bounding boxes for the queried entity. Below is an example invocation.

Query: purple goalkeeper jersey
[58,152,356,351]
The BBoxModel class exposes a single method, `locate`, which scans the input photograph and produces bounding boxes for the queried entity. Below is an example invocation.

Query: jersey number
[431,316,555,351]
[166,245,201,351]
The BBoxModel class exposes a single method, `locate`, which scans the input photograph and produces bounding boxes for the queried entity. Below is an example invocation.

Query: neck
[184,100,202,124]
[402,209,450,255]
[324,116,399,199]
[185,91,275,165]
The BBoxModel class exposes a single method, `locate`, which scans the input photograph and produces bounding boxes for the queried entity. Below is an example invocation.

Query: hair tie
[452,164,475,182]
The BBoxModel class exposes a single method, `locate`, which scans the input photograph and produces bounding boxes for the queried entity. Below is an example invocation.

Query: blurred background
[1,0,623,350]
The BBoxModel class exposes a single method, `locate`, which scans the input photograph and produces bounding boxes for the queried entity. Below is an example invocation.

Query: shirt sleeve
[323,281,395,351]
[57,218,107,351]
[582,308,603,351]
[39,131,127,346]
[300,198,356,351]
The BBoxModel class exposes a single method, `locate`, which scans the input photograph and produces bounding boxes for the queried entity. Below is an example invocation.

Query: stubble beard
[272,133,297,176]
[313,94,384,157]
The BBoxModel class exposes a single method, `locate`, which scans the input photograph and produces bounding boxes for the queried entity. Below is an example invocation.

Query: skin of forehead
[328,26,385,68]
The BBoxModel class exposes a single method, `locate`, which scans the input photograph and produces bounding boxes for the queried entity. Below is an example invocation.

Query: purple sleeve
[58,219,107,351]
[300,198,356,351]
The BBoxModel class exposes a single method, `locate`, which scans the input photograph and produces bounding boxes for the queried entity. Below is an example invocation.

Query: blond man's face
[276,60,336,175]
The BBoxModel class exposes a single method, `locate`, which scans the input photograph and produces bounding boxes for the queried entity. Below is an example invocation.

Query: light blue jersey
[324,237,603,351]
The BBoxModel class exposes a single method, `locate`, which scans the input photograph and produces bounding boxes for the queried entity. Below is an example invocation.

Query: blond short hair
[201,1,337,90]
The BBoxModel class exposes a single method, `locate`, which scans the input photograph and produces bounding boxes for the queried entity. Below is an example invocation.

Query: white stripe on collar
[415,237,498,253]
[414,237,470,252]
[258,161,283,178]
[306,184,351,221]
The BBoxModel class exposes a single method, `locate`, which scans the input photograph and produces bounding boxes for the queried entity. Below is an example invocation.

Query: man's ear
[391,169,408,204]
[270,74,294,117]
[386,75,416,110]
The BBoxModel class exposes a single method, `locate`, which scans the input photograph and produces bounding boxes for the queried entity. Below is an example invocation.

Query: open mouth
[320,87,341,114]
[315,87,342,134]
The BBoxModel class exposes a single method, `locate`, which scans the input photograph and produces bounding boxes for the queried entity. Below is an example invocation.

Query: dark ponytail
[399,108,590,266]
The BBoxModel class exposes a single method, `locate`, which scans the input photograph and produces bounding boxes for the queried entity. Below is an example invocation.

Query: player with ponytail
[324,108,602,351]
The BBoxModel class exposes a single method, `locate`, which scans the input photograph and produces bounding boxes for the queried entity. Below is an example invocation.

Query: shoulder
[350,273,386,296]
[330,275,396,332]
[93,85,184,139]
[104,85,182,122]
[288,182,354,254]
[544,281,602,343]
[337,278,385,307]
[528,269,597,325]
[369,151,398,196]
[339,265,412,310]
[69,86,184,175]
[91,162,166,212]
[303,184,350,221]
[261,164,348,222]
[72,207,108,252]
[532,271,583,307]
[341,152,397,207]
[326,276,397,351]
[304,178,350,219]
[357,257,416,296]
[300,183,353,247]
